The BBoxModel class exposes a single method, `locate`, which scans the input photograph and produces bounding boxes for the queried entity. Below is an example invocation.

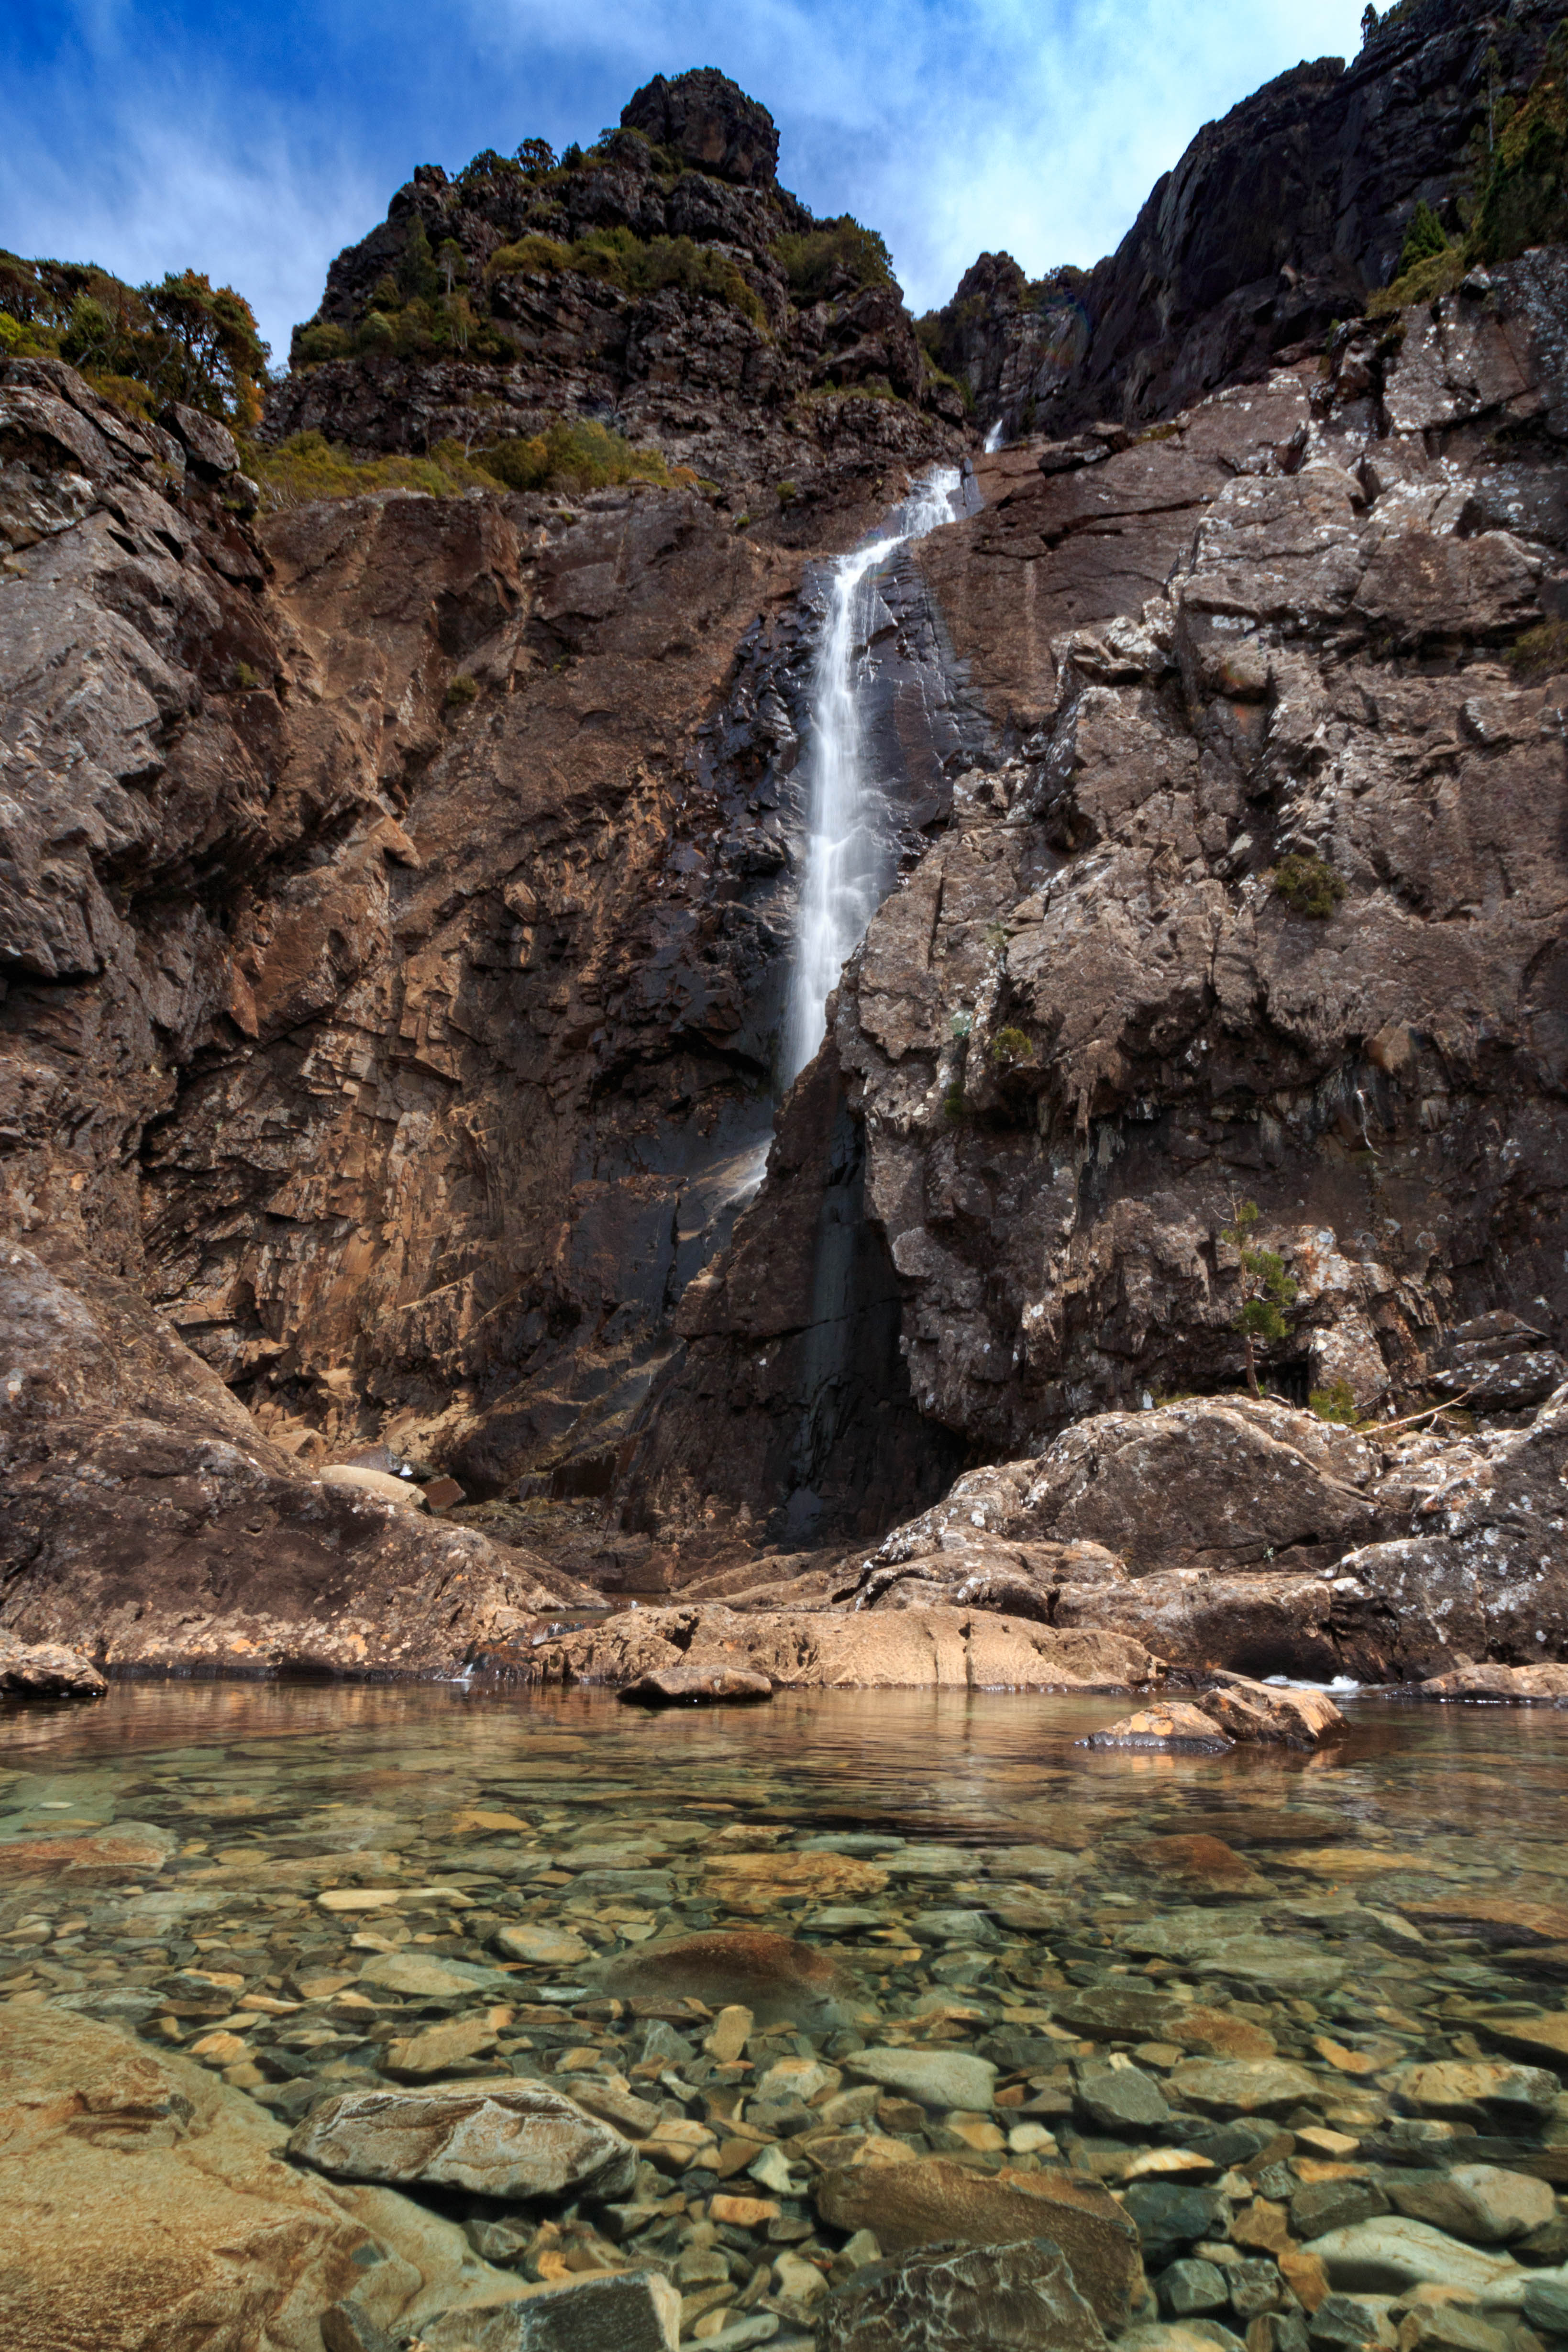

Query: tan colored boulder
[0,1819,176,1881]
[1418,1662,1568,1702]
[0,1631,106,1698]
[320,1464,429,1512]
[1082,1703,1234,1753]
[619,1664,773,1705]
[1195,1674,1345,1748]
[0,2005,524,2352]
[527,1602,1159,1692]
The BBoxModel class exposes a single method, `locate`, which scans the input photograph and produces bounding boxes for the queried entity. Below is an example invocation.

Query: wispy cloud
[2,0,1371,363]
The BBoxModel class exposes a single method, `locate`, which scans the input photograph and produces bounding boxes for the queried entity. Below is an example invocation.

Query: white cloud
[1,81,378,368]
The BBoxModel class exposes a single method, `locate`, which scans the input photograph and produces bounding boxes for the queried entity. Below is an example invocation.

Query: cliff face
[629,250,1568,1552]
[4,44,1568,1669]
[935,0,1566,438]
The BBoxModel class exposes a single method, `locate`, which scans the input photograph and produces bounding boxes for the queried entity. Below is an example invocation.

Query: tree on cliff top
[1220,1200,1298,1401]
[0,254,268,426]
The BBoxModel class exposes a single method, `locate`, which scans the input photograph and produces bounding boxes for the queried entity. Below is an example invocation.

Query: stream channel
[5,1685,1568,2345]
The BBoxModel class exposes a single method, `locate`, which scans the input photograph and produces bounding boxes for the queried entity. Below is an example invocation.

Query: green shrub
[1396,200,1449,278]
[775,479,799,505]
[1366,246,1465,317]
[773,217,894,302]
[1506,618,1568,679]
[444,673,479,709]
[234,661,262,691]
[243,430,501,510]
[487,234,573,280]
[1310,1377,1359,1425]
[476,416,672,493]
[1470,27,1568,265]
[991,1026,1032,1069]
[296,320,353,364]
[942,1081,966,1123]
[1271,852,1347,918]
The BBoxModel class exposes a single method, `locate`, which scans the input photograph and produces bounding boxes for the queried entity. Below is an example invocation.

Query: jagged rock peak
[620,66,779,188]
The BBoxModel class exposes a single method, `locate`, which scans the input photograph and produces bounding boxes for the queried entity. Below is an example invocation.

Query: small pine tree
[1220,1200,1298,1401]
[517,138,556,176]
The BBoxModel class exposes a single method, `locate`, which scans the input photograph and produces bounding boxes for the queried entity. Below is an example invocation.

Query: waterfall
[983,418,1005,453]
[781,466,965,1085]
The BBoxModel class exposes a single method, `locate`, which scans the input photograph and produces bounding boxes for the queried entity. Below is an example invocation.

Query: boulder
[1417,1663,1568,1702]
[817,2235,1109,2352]
[1082,1704,1234,1754]
[815,2160,1143,2327]
[845,2047,999,2111]
[0,2005,524,2352]
[1193,1675,1346,1749]
[414,2269,681,2349]
[0,1631,106,1699]
[320,1465,429,1513]
[1303,2218,1526,2296]
[288,2083,638,2201]
[1389,2166,1556,2247]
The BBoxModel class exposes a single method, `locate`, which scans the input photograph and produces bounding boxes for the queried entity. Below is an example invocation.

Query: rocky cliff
[930,0,1567,439]
[629,248,1568,1588]
[265,68,963,507]
[3,38,1568,1674]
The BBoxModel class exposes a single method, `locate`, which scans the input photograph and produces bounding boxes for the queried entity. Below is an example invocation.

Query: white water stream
[781,466,965,1085]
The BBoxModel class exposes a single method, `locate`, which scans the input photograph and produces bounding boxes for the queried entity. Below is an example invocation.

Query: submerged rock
[288,2082,638,2201]
[596,1928,862,2026]
[815,2160,1143,2328]
[0,2006,523,2350]
[817,2236,1108,2352]
[415,2267,682,2349]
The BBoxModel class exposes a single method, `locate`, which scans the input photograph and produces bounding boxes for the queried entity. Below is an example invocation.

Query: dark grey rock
[1161,2260,1230,2316]
[817,2235,1108,2352]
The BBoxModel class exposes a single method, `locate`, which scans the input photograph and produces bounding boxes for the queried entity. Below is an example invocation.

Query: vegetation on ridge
[0,252,269,426]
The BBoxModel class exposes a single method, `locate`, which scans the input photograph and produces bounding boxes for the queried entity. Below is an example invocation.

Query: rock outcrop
[266,68,963,499]
[502,1599,1162,1693]
[0,1628,105,1699]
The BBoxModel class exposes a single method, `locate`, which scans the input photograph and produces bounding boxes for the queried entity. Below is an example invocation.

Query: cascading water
[781,466,965,1086]
[982,418,1005,453]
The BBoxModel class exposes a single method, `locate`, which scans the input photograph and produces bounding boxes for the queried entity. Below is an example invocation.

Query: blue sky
[3,0,1370,367]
